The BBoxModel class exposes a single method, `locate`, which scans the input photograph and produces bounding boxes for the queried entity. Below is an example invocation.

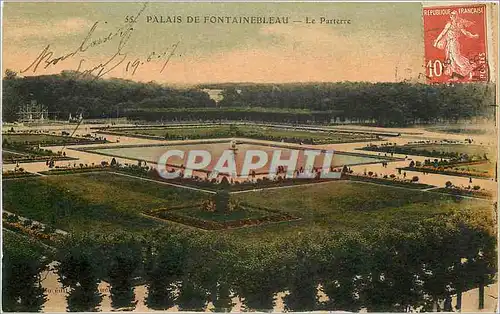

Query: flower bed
[2,170,38,179]
[40,163,345,191]
[400,165,491,179]
[401,159,493,179]
[2,213,64,246]
[346,174,434,190]
[143,204,299,230]
[2,133,107,164]
[40,165,111,175]
[361,143,489,161]
[433,187,493,199]
[113,164,345,191]
[3,155,77,164]
[2,133,108,146]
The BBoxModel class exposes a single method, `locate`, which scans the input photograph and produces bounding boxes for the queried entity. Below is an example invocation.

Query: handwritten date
[125,42,180,75]
[20,3,179,80]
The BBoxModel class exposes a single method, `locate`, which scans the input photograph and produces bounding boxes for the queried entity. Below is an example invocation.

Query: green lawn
[2,172,206,234]
[454,162,496,176]
[2,134,102,162]
[364,143,496,160]
[111,125,377,143]
[3,230,49,256]
[230,181,490,242]
[3,134,75,145]
[2,134,107,148]
[174,206,272,222]
[123,126,228,138]
[2,172,490,245]
[426,125,493,135]
[2,151,26,159]
[407,144,495,157]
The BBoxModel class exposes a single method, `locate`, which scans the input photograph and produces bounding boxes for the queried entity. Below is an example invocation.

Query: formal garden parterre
[362,142,497,179]
[2,133,107,164]
[2,74,498,312]
[97,124,380,144]
[3,168,492,239]
[361,141,495,158]
[2,168,496,312]
[1,125,496,312]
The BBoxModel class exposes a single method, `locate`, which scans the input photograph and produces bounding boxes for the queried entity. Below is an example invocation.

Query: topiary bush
[214,189,230,214]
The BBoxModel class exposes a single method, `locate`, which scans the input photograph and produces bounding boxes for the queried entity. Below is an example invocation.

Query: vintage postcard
[1,1,499,313]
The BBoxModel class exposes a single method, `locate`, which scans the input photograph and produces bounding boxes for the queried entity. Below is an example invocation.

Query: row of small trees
[3,205,496,312]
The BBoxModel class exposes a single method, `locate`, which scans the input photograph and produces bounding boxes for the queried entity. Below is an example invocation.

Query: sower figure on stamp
[433,10,479,80]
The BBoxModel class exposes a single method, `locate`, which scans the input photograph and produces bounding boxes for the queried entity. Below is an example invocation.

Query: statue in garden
[229,140,238,154]
[201,188,239,214]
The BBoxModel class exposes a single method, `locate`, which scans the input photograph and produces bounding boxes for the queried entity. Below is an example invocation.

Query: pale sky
[2,2,426,84]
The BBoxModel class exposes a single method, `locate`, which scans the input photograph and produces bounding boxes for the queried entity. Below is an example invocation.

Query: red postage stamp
[423,4,488,83]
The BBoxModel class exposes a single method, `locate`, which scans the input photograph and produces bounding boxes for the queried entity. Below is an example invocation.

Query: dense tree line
[125,108,336,124]
[3,205,496,312]
[2,71,215,122]
[2,70,495,125]
[205,82,496,126]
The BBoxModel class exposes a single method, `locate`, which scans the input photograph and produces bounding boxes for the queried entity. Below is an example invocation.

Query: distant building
[68,112,83,122]
[202,89,224,104]
[17,100,48,122]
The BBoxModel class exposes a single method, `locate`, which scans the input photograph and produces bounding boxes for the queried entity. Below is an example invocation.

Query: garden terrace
[229,180,492,242]
[361,143,495,160]
[2,133,105,164]
[97,124,379,144]
[2,172,206,234]
[2,133,107,146]
[75,140,391,176]
[400,160,495,179]
[2,171,489,245]
[2,169,496,312]
[2,153,76,164]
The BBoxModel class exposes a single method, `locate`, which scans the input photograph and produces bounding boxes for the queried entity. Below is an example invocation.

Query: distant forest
[2,70,496,126]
